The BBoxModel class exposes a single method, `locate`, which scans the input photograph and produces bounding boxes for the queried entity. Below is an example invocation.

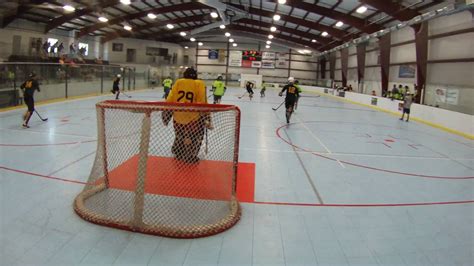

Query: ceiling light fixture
[225,32,231,37]
[278,0,286,4]
[356,6,367,14]
[198,42,203,46]
[311,39,317,43]
[335,21,344,27]
[265,45,270,49]
[190,37,196,42]
[321,31,328,36]
[220,24,226,29]
[98,16,108,22]
[120,0,131,5]
[273,14,281,21]
[270,26,277,32]
[123,25,132,31]
[229,38,234,42]
[233,43,237,47]
[184,46,189,49]
[166,24,174,29]
[266,40,271,45]
[147,13,157,19]
[210,12,218,18]
[63,5,75,12]
[180,32,187,36]
[268,34,274,39]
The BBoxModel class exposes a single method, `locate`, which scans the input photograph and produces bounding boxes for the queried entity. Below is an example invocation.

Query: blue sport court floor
[0,88,473,266]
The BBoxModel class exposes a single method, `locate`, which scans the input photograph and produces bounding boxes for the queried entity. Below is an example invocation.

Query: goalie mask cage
[74,100,241,238]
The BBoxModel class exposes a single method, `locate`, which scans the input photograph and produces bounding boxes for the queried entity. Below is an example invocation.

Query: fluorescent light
[190,37,196,42]
[233,43,237,47]
[225,32,231,37]
[166,24,174,29]
[265,45,270,49]
[303,49,311,54]
[266,40,271,45]
[184,46,189,49]
[123,25,132,31]
[198,42,203,46]
[278,0,286,4]
[63,5,75,12]
[335,21,344,27]
[147,13,157,19]
[270,26,277,32]
[356,6,367,14]
[220,24,226,29]
[229,38,234,42]
[268,34,274,39]
[210,12,218,18]
[273,14,281,21]
[120,0,131,5]
[180,32,186,36]
[311,39,316,43]
[98,16,108,22]
[321,31,328,37]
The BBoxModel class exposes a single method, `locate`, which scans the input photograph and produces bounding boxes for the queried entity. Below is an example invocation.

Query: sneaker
[406,120,409,122]
[22,124,29,128]
[399,118,403,120]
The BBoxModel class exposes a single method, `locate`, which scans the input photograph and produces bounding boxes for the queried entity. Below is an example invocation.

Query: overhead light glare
[220,24,226,29]
[229,38,234,42]
[311,39,317,43]
[225,32,231,37]
[198,42,203,46]
[180,32,187,36]
[270,26,277,32]
[147,13,157,19]
[184,46,189,49]
[166,24,174,29]
[98,16,108,22]
[321,31,328,37]
[356,6,367,14]
[335,21,344,27]
[190,37,196,42]
[273,14,281,21]
[266,40,271,45]
[268,34,274,39]
[233,43,237,47]
[63,5,75,12]
[210,12,218,18]
[123,25,132,31]
[278,0,286,4]
[265,45,270,49]
[120,0,131,5]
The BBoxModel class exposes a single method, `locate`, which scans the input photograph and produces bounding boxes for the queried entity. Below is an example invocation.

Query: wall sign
[208,49,218,59]
[229,51,242,67]
[112,43,123,52]
[398,65,416,78]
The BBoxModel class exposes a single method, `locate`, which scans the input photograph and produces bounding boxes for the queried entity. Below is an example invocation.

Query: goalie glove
[278,92,283,97]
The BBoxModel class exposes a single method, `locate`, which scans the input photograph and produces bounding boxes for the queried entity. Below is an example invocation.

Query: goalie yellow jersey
[166,78,206,124]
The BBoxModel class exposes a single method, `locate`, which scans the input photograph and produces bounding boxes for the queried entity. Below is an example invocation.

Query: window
[78,42,89,56]
[47,38,58,53]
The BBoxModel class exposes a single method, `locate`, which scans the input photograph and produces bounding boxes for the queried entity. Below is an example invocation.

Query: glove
[278,92,282,97]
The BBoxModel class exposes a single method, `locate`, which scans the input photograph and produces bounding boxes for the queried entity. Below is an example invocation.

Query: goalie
[162,67,212,163]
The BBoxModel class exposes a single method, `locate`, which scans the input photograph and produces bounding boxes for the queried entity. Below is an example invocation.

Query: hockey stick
[35,110,48,121]
[205,127,208,154]
[237,92,248,99]
[121,91,132,98]
[272,101,285,111]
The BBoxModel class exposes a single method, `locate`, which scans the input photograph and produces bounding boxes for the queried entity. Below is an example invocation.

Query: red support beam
[329,52,336,81]
[356,43,367,89]
[379,33,391,97]
[414,22,428,104]
[340,48,348,87]
[360,0,420,22]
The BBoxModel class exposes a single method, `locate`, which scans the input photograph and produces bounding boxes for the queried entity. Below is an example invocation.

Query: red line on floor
[47,151,96,176]
[0,166,87,185]
[0,140,96,147]
[276,124,474,180]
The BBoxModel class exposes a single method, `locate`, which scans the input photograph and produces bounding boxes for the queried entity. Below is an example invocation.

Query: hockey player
[162,76,173,99]
[20,73,40,128]
[400,91,414,122]
[111,74,121,99]
[293,80,303,110]
[212,76,226,104]
[245,81,255,99]
[278,77,299,124]
[260,82,267,97]
[162,67,212,163]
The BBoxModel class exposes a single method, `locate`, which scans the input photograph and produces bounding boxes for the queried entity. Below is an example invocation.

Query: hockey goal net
[74,100,241,238]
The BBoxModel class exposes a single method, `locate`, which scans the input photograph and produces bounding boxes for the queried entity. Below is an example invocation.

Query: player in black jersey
[111,74,121,99]
[245,81,254,99]
[278,77,299,124]
[20,73,40,128]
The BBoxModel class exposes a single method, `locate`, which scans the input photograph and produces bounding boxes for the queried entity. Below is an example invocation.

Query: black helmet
[183,67,197,79]
[294,80,299,84]
[28,72,36,78]
[217,76,223,80]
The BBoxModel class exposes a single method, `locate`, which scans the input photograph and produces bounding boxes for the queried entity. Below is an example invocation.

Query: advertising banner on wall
[229,50,242,67]
[242,60,252,68]
[208,49,218,59]
[276,52,287,68]
[261,60,275,68]
[398,65,416,78]
[251,61,262,68]
[262,52,276,60]
[218,49,226,63]
[446,88,459,105]
[435,88,447,103]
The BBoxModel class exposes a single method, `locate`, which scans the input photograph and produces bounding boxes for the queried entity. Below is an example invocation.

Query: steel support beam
[379,33,391,97]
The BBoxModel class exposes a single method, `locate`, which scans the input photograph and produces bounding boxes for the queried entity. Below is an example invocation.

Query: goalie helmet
[183,67,197,79]
[116,74,121,78]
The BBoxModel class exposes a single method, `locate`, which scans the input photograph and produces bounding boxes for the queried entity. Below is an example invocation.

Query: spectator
[42,41,50,57]
[57,42,64,55]
[69,43,76,54]
[35,39,42,56]
[371,90,376,96]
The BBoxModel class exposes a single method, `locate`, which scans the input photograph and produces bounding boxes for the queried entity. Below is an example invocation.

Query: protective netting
[74,100,241,238]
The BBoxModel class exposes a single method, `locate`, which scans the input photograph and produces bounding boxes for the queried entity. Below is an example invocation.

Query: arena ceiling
[0,0,447,52]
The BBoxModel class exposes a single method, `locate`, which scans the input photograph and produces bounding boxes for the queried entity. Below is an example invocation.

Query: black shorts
[285,99,296,109]
[213,95,222,102]
[246,88,254,94]
[403,108,410,114]
[24,95,34,112]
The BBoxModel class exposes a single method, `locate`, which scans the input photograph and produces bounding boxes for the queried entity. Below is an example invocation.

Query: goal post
[240,74,263,89]
[74,100,241,238]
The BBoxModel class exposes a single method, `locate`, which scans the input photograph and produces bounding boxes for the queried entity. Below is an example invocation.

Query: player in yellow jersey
[162,67,212,163]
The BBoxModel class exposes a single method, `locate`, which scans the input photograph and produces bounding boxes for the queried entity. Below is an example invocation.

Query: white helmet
[117,74,121,78]
[288,77,295,83]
